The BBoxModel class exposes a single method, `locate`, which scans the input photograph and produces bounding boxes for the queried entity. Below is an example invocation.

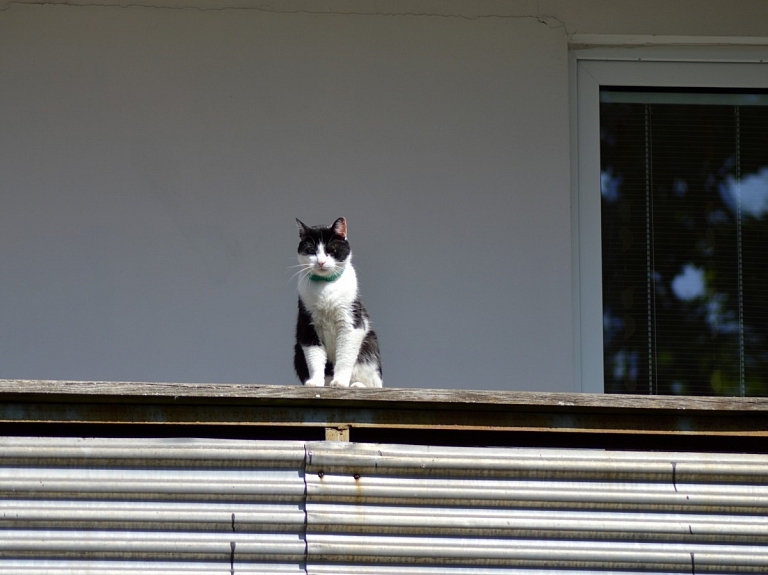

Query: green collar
[309,269,345,283]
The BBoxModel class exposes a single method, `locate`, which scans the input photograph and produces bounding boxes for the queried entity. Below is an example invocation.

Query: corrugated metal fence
[0,438,306,574]
[2,437,768,574]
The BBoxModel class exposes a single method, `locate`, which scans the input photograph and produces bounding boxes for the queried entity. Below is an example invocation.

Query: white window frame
[571,45,768,393]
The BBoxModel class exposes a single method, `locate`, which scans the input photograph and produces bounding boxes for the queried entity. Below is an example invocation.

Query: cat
[293,217,383,388]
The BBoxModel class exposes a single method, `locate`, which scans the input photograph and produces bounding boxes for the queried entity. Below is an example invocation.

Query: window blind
[600,88,768,396]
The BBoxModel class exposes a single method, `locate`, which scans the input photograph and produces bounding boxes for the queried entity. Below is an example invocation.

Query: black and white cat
[293,217,383,388]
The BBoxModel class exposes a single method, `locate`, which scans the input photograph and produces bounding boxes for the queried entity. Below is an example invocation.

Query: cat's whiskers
[297,270,315,292]
[288,262,314,284]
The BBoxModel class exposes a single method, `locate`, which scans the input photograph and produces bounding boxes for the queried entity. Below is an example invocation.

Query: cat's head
[296,217,351,280]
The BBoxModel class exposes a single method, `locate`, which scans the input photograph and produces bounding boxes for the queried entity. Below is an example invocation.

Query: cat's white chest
[298,268,357,361]
[309,298,342,360]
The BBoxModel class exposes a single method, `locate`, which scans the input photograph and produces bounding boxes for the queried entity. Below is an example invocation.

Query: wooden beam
[0,380,766,442]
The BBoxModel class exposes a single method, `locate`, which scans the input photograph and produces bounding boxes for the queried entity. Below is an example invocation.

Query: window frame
[571,48,768,394]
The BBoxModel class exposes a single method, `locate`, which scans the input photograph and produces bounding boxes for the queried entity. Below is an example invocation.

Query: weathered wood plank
[0,380,766,446]
[0,379,766,413]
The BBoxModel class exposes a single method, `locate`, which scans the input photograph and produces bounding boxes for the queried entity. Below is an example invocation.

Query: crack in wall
[0,0,568,31]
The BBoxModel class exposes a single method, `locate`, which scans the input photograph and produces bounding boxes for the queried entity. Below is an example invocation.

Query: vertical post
[325,425,350,442]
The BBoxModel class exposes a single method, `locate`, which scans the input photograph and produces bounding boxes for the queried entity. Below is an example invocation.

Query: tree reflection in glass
[600,90,768,396]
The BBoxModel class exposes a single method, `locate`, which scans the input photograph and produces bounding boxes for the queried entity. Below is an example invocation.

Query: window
[575,56,768,396]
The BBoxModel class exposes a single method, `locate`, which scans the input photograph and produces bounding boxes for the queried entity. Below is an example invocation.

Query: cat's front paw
[329,379,350,388]
[304,378,326,387]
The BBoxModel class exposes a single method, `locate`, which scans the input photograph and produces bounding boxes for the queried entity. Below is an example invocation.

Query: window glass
[600,88,768,396]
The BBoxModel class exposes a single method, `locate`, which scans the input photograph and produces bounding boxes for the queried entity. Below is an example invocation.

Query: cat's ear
[296,218,311,238]
[332,217,347,239]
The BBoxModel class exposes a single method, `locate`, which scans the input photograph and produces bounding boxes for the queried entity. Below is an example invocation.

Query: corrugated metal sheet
[304,443,768,573]
[0,437,307,574]
[3,438,768,573]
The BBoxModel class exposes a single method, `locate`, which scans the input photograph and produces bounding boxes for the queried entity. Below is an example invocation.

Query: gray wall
[1,1,766,391]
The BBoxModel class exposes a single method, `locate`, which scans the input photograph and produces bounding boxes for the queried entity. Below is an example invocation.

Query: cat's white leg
[302,345,328,387]
[351,361,383,388]
[329,328,366,388]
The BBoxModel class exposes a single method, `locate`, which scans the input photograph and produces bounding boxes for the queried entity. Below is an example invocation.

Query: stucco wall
[1,1,766,391]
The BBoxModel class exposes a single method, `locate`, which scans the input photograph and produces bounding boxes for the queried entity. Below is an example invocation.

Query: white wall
[1,1,765,391]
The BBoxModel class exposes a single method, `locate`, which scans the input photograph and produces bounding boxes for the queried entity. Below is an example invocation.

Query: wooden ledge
[1,379,767,412]
[0,380,767,449]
